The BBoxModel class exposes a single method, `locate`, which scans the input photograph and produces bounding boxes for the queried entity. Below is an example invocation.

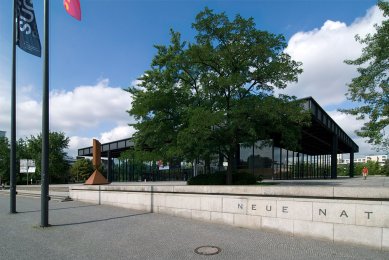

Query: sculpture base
[84,170,109,185]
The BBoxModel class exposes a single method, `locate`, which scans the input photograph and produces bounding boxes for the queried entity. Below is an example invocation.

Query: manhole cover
[194,246,221,255]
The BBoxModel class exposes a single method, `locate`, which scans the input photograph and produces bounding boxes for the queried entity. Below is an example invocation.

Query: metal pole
[331,134,338,179]
[10,0,17,214]
[349,152,354,178]
[41,0,50,227]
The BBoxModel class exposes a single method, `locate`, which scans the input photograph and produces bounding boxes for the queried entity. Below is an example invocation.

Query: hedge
[187,172,259,185]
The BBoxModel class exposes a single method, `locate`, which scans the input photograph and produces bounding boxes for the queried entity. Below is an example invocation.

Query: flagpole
[41,0,50,227]
[10,0,18,214]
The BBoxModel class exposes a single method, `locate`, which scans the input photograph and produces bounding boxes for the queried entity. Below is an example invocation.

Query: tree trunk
[205,156,211,174]
[226,147,235,185]
[226,142,239,185]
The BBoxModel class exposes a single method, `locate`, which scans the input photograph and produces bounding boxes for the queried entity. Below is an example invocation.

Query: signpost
[20,159,36,185]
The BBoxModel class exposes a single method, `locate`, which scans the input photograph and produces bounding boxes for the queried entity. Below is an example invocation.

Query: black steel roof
[298,97,358,155]
[78,138,134,158]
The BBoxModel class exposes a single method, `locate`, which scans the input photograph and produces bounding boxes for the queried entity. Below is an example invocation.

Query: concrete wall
[69,185,389,251]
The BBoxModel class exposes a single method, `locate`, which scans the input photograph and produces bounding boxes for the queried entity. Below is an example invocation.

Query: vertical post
[252,145,254,175]
[292,151,295,179]
[10,0,17,214]
[286,150,289,179]
[107,151,112,182]
[349,152,354,178]
[41,0,50,227]
[271,144,274,179]
[331,134,338,179]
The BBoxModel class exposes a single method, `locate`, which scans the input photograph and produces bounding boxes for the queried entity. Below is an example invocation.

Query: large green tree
[342,1,389,151]
[27,131,70,183]
[128,8,309,184]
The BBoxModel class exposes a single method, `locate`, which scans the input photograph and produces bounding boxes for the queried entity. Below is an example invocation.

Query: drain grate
[194,246,221,256]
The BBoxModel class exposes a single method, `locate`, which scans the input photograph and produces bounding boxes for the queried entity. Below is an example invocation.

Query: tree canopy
[70,158,94,182]
[0,132,70,184]
[127,8,310,183]
[27,131,70,183]
[342,1,389,151]
[0,137,10,184]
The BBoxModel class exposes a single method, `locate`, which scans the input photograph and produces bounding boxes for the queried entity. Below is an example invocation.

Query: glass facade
[237,141,333,180]
[108,158,194,182]
[237,141,273,179]
[102,142,336,181]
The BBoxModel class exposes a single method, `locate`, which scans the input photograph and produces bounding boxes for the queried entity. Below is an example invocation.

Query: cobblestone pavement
[0,195,388,260]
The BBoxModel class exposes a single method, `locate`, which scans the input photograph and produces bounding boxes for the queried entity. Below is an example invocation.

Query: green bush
[337,165,349,176]
[187,172,225,185]
[354,161,380,175]
[381,160,389,176]
[187,171,258,185]
[232,172,258,185]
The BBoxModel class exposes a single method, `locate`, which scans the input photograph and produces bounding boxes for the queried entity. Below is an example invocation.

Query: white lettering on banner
[19,0,35,34]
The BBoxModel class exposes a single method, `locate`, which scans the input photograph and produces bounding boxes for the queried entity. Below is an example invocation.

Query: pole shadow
[51,212,151,227]
[16,205,98,214]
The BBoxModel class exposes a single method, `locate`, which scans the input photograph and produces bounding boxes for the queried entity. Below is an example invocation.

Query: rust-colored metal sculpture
[85,139,109,185]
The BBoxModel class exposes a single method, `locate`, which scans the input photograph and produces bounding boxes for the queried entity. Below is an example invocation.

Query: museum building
[78,97,359,182]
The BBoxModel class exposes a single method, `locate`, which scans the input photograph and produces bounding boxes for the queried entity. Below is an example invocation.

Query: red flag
[64,0,81,21]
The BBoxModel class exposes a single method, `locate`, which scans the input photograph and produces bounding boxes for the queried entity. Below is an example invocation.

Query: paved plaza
[1,191,388,260]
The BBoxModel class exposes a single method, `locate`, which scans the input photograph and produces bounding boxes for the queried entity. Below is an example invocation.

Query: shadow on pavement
[51,212,150,227]
[16,204,98,214]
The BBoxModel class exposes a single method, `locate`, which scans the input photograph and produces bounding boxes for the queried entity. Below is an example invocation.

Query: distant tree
[27,132,70,183]
[128,8,310,184]
[337,164,349,176]
[70,158,94,182]
[0,137,10,184]
[341,1,389,151]
[381,160,389,176]
[354,160,381,176]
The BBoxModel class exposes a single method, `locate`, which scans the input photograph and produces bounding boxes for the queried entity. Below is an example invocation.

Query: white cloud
[327,110,365,139]
[0,78,137,157]
[278,5,386,156]
[68,136,94,157]
[100,124,135,143]
[49,79,132,132]
[6,79,134,136]
[0,79,11,133]
[281,5,385,107]
[66,125,136,157]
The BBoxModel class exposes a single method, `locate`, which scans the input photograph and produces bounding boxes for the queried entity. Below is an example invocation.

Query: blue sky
[0,0,385,157]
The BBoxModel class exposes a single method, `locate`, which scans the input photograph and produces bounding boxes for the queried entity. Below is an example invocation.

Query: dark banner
[16,0,41,57]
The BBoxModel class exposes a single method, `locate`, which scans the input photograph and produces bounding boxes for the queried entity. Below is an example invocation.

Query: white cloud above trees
[0,79,134,156]
[282,5,384,107]
[280,5,385,156]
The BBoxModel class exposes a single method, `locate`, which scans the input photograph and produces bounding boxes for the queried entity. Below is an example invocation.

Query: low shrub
[187,171,258,185]
[232,172,258,185]
[187,172,226,185]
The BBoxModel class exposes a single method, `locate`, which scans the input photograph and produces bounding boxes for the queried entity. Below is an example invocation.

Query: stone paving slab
[1,194,388,260]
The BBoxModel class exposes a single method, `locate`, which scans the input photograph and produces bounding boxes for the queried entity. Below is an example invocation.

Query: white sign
[20,159,35,174]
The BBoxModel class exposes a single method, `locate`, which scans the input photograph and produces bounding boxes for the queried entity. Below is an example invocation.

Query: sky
[0,0,386,158]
